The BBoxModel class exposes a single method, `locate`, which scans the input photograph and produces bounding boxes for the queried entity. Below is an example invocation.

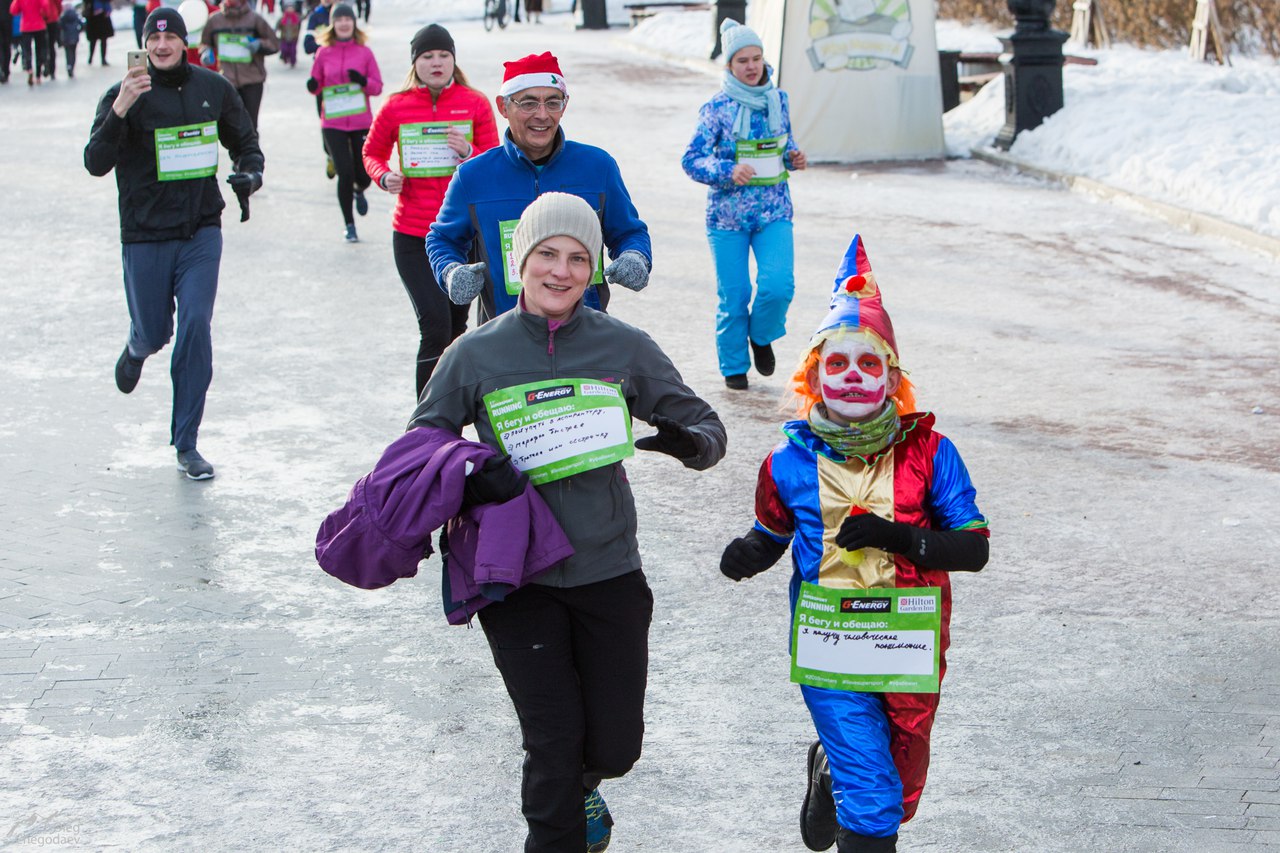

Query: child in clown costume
[719,235,990,853]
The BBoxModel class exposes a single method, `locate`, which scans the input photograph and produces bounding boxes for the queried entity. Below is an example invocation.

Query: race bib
[321,83,367,119]
[498,218,604,296]
[216,32,253,63]
[790,583,941,694]
[483,379,634,486]
[735,134,789,186]
[398,121,472,178]
[154,121,219,181]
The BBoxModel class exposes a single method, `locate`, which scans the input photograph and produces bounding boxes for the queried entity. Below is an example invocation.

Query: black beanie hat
[411,24,455,62]
[331,3,356,21]
[143,7,188,43]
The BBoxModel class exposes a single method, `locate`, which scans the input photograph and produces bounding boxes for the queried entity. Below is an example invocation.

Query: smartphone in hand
[127,50,147,70]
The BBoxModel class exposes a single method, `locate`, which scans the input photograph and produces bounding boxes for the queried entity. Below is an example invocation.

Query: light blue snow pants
[801,684,904,839]
[121,226,222,453]
[706,220,795,377]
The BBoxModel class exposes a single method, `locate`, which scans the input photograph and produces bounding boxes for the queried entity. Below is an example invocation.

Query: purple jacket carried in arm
[315,426,574,624]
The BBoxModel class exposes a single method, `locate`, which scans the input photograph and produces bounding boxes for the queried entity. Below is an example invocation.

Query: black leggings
[86,35,106,64]
[19,30,47,73]
[322,127,371,226]
[237,81,264,129]
[392,230,468,398]
[477,571,653,853]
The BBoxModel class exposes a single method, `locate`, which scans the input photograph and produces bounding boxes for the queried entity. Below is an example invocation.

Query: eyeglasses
[509,97,567,115]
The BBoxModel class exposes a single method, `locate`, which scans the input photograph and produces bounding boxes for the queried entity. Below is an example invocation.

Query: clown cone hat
[810,234,899,366]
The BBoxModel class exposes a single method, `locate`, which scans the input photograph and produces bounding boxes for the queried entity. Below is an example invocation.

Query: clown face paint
[816,338,895,424]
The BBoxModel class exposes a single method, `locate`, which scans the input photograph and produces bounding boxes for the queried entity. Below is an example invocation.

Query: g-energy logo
[526,385,575,404]
[840,598,891,614]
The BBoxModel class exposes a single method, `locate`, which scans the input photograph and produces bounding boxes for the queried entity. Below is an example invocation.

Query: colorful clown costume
[753,411,988,836]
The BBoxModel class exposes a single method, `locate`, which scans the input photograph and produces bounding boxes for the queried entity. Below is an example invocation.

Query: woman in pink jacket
[10,0,51,85]
[306,3,382,243]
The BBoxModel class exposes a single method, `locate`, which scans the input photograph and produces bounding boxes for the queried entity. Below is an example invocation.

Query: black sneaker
[800,740,837,851]
[354,190,368,216]
[114,347,144,394]
[725,373,748,391]
[344,224,359,243]
[176,449,215,480]
[750,340,776,376]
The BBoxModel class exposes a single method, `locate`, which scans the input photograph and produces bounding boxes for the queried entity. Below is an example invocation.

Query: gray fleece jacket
[409,303,727,588]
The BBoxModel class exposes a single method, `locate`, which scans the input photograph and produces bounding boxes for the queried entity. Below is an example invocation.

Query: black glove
[347,68,367,86]
[634,414,699,459]
[306,77,319,93]
[461,454,529,508]
[720,529,787,582]
[226,172,262,222]
[835,513,913,555]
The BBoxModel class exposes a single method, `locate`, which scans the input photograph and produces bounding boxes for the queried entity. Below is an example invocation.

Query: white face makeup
[815,337,895,424]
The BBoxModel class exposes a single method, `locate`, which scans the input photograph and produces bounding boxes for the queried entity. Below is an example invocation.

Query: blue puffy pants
[121,226,222,453]
[801,684,904,839]
[706,219,795,377]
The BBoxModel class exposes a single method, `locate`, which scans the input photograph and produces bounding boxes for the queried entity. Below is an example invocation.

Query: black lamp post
[994,0,1068,150]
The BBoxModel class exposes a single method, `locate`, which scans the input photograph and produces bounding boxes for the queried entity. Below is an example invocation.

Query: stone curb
[971,145,1280,259]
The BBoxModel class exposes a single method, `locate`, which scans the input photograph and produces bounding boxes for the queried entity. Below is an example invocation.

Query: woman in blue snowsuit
[681,18,806,391]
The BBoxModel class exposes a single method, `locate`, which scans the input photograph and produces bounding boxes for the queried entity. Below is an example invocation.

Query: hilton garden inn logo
[807,0,914,72]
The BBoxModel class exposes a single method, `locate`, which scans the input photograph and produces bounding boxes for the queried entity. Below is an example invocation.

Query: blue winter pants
[706,220,795,377]
[121,226,222,453]
[801,684,904,839]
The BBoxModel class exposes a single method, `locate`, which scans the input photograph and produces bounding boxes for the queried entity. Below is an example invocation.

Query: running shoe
[584,788,613,852]
[114,347,144,394]
[176,449,215,481]
[326,156,336,179]
[354,190,368,216]
[344,224,359,243]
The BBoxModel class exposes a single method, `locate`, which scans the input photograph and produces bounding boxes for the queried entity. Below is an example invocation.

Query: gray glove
[602,250,650,292]
[443,262,487,305]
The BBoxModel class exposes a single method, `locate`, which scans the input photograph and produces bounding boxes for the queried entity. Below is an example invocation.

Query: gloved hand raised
[461,454,530,508]
[306,77,319,93]
[246,36,262,53]
[347,68,367,86]
[442,262,487,305]
[834,512,912,555]
[720,529,787,581]
[602,250,649,292]
[634,414,698,459]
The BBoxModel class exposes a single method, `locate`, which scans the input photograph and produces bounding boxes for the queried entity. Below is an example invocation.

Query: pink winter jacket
[10,0,51,32]
[309,39,382,131]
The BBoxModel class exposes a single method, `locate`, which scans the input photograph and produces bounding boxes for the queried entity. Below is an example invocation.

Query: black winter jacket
[85,61,264,243]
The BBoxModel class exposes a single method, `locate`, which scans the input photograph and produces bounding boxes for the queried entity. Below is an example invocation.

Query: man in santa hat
[718,234,991,853]
[426,51,653,323]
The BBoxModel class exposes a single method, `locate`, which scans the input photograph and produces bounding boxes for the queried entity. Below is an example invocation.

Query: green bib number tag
[482,379,634,486]
[498,218,604,296]
[397,121,473,178]
[735,134,789,186]
[216,32,253,63]
[154,121,219,182]
[321,83,367,119]
[790,583,941,694]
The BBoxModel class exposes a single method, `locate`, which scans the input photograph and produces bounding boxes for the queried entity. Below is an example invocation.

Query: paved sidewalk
[2,8,1278,851]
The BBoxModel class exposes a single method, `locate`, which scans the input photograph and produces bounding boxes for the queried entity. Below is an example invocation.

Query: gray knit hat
[512,193,602,276]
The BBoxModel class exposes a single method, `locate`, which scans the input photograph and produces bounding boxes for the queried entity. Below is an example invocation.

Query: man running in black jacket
[85,7,263,480]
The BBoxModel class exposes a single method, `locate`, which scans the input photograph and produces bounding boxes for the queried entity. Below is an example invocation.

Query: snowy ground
[3,3,1279,852]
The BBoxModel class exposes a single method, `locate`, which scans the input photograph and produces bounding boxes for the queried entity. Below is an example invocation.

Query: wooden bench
[623,2,710,26]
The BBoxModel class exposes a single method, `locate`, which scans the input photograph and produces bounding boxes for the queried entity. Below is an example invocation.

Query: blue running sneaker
[584,788,613,852]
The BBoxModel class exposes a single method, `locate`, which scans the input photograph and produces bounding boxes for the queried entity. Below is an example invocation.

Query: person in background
[275,0,298,66]
[131,0,144,45]
[0,1,12,84]
[427,51,652,324]
[411,192,726,853]
[58,0,80,77]
[524,0,541,25]
[300,0,327,55]
[682,18,807,391]
[305,3,380,242]
[363,23,498,397]
[201,0,278,129]
[41,0,58,78]
[11,0,48,84]
[352,0,366,22]
[718,235,989,853]
[81,0,111,65]
[84,7,264,481]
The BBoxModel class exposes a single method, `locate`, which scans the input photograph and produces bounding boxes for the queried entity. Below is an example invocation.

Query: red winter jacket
[362,81,499,238]
[10,0,50,32]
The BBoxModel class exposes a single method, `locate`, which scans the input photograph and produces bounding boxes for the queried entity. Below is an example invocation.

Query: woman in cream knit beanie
[511,192,603,277]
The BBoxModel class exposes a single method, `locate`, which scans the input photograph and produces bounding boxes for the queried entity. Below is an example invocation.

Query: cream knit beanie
[512,193,603,276]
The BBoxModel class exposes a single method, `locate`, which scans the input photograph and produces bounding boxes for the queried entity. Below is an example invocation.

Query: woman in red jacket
[306,3,382,243]
[10,0,50,85]
[363,23,498,397]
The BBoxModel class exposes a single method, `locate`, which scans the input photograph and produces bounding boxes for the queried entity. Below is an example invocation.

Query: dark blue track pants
[121,226,222,453]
